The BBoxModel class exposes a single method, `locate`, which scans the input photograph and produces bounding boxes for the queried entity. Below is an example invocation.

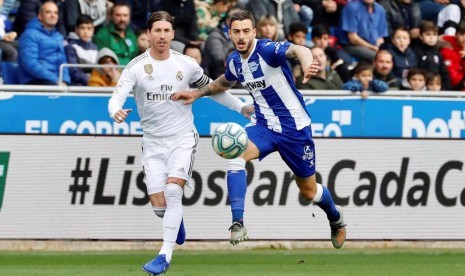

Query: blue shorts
[246,124,316,178]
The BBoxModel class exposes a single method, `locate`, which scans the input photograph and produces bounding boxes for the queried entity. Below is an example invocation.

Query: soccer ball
[211,122,248,159]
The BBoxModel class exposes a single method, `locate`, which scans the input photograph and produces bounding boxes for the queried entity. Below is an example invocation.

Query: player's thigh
[245,124,278,161]
[277,127,316,178]
[142,136,169,196]
[167,131,199,181]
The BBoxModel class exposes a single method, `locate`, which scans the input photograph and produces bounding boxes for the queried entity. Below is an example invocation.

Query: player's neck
[149,48,170,61]
[239,39,256,60]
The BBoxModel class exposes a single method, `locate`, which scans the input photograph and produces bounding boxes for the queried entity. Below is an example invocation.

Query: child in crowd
[311,25,350,82]
[183,43,203,66]
[426,72,442,91]
[287,21,310,47]
[136,29,150,55]
[343,63,388,98]
[412,21,451,90]
[296,46,343,90]
[287,22,309,80]
[256,14,282,41]
[386,27,417,87]
[440,20,465,90]
[403,67,427,91]
[65,15,98,86]
[88,47,120,87]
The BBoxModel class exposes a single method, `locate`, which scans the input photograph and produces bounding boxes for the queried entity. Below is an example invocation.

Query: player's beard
[114,21,128,31]
[233,40,250,55]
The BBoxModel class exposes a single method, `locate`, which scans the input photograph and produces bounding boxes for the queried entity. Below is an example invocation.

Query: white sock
[159,183,183,263]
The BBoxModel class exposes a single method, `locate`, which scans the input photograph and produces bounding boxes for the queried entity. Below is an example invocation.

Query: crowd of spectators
[1,0,465,92]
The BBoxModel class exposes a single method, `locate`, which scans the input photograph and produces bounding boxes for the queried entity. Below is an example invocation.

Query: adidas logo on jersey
[178,168,185,173]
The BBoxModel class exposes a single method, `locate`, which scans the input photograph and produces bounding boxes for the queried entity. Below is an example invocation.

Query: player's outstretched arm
[285,44,319,83]
[172,74,236,105]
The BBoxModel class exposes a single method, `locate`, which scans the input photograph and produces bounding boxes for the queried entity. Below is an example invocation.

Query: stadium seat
[1,61,20,84]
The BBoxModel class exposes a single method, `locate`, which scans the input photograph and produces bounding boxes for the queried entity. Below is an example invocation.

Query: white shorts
[142,131,199,195]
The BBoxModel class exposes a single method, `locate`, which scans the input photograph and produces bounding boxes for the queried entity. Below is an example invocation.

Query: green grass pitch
[1,248,464,276]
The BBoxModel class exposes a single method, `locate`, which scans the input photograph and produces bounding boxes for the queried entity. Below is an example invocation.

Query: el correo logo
[0,152,10,211]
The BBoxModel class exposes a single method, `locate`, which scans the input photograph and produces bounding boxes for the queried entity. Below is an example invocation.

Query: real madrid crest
[144,64,154,80]
[176,71,183,81]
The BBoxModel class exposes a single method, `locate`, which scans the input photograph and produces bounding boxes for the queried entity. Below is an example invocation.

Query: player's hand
[241,104,255,119]
[113,108,132,123]
[107,68,121,83]
[302,61,320,84]
[361,90,369,99]
[172,90,202,105]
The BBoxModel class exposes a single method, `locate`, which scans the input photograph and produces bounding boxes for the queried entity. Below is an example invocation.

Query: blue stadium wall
[2,92,465,138]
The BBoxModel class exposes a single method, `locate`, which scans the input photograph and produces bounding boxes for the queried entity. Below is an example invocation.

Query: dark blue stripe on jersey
[253,102,267,128]
[280,60,312,121]
[259,85,297,131]
[233,58,245,83]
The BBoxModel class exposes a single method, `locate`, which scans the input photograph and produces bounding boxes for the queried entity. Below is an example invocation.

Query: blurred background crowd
[1,0,465,93]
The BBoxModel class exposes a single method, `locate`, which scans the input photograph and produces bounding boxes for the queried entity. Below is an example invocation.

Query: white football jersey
[109,49,209,137]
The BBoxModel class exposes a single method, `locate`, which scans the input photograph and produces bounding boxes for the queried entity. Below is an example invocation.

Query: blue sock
[314,184,340,222]
[227,169,247,225]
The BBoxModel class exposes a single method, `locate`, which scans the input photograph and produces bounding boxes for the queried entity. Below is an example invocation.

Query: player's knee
[227,158,246,171]
[299,185,318,201]
[300,189,316,201]
[152,206,166,218]
[164,183,183,203]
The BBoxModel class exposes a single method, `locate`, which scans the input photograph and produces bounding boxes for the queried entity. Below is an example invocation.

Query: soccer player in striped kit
[173,9,347,249]
[108,11,252,275]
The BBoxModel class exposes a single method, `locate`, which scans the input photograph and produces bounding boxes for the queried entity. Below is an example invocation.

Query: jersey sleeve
[108,68,136,118]
[209,91,246,113]
[188,61,205,85]
[224,58,238,82]
[258,40,292,68]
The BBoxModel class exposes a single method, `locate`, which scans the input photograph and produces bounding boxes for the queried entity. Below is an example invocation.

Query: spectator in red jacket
[440,20,465,90]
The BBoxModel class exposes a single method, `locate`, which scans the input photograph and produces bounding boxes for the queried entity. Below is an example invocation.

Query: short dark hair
[146,11,174,30]
[311,25,329,38]
[374,49,393,61]
[183,43,201,54]
[75,14,93,27]
[354,62,373,75]
[110,3,131,15]
[457,20,465,35]
[426,72,441,84]
[289,22,308,36]
[407,67,426,80]
[420,21,438,34]
[229,10,255,28]
[391,27,409,39]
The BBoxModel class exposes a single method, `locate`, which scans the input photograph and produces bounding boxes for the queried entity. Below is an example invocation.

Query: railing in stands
[0,62,461,97]
[0,85,464,98]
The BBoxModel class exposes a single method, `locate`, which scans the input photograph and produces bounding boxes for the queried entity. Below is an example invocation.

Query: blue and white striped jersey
[224,39,311,133]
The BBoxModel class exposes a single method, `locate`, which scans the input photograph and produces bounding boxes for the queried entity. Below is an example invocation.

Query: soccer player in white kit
[108,11,251,275]
[173,10,347,249]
